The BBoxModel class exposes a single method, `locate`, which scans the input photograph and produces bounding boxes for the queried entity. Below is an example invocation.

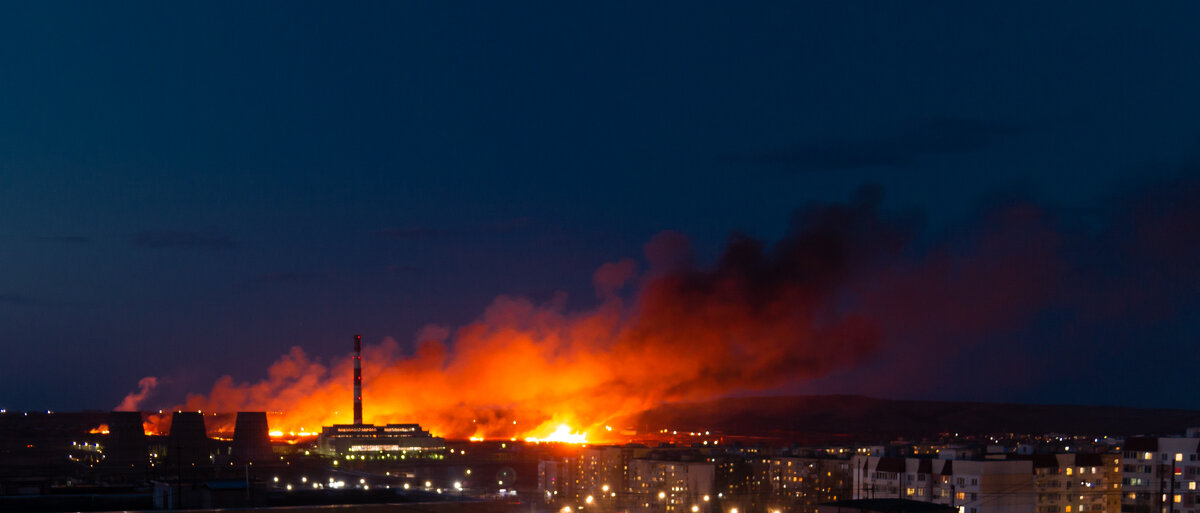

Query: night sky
[3,2,1199,412]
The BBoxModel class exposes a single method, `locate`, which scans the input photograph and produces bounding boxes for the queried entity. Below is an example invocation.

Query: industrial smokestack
[353,334,362,425]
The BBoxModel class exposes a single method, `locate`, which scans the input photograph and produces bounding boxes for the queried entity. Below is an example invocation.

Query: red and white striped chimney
[353,334,363,425]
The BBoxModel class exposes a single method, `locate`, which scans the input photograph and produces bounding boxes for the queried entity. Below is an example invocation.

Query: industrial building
[318,423,446,456]
[316,335,445,458]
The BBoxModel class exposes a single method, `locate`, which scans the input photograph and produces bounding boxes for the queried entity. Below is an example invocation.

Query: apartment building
[1120,437,1200,513]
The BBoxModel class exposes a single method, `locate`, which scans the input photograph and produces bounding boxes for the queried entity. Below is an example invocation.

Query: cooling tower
[168,411,208,465]
[231,411,272,462]
[106,411,148,467]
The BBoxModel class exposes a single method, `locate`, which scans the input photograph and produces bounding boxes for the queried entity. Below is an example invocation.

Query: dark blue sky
[2,2,1199,411]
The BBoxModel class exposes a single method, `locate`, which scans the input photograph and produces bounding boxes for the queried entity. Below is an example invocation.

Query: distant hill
[629,395,1200,442]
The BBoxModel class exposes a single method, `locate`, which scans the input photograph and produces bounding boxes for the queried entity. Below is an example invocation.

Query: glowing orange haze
[145,225,885,443]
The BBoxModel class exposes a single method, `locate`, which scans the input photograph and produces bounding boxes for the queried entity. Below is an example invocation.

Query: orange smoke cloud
[115,376,159,412]
[149,188,902,441]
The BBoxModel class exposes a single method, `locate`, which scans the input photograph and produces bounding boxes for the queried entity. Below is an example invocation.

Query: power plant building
[316,334,445,458]
[317,423,445,456]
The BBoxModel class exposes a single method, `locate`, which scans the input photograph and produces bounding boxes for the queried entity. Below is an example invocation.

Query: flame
[142,194,903,441]
[525,423,588,444]
[89,424,110,435]
[267,429,318,442]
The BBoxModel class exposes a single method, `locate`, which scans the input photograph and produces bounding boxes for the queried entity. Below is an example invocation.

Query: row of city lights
[562,506,778,513]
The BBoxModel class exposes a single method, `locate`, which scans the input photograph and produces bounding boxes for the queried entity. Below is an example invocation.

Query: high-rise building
[853,455,1035,513]
[1120,436,1200,513]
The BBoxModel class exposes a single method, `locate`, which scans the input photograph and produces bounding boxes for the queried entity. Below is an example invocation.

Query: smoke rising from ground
[147,174,1200,437]
[115,376,159,412]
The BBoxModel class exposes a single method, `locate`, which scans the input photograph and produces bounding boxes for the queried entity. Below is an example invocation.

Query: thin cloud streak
[133,230,237,250]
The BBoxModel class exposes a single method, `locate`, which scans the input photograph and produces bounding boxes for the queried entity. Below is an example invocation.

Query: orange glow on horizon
[525,423,588,444]
[139,239,876,442]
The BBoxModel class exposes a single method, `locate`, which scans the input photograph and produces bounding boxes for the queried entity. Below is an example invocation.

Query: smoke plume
[146,173,1200,438]
[115,376,160,412]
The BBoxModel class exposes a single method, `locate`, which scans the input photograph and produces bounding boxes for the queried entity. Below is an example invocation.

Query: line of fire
[3,334,1199,513]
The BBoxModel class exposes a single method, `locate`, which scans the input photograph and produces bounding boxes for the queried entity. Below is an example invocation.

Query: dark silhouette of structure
[106,411,148,469]
[168,411,208,465]
[353,334,363,425]
[231,411,271,462]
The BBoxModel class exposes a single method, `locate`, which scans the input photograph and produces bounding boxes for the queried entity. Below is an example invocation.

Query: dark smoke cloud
[162,172,1200,436]
[829,172,1200,401]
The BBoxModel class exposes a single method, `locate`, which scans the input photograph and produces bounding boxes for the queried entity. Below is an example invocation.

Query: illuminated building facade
[852,456,1035,513]
[538,446,654,505]
[1032,453,1120,513]
[316,423,445,457]
[629,456,715,513]
[769,457,853,512]
[1120,436,1200,513]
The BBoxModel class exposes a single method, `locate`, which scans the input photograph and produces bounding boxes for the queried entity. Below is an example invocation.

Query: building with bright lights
[1032,453,1120,513]
[538,445,654,505]
[629,453,716,513]
[1119,436,1200,513]
[315,336,446,459]
[769,456,854,512]
[852,456,1035,513]
[316,423,445,458]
